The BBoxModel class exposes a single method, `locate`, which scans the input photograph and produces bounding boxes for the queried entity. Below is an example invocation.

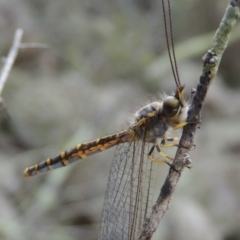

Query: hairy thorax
[132,100,189,143]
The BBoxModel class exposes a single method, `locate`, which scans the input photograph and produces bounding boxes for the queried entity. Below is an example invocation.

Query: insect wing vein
[98,131,156,240]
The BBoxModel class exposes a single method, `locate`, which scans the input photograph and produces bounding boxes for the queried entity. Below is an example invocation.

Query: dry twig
[0,29,23,100]
[0,29,48,114]
[139,1,240,239]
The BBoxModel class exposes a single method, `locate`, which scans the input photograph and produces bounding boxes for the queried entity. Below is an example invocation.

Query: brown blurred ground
[0,0,240,240]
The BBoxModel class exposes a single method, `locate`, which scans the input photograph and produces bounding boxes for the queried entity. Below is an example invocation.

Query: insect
[24,86,188,178]
[24,0,190,239]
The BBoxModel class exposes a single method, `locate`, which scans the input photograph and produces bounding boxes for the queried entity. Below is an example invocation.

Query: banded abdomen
[24,130,131,177]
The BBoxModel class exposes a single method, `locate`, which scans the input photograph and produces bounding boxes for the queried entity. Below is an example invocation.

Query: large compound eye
[162,96,180,118]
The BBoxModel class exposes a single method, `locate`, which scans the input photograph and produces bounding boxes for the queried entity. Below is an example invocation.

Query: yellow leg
[160,143,177,148]
[165,137,179,142]
[160,137,179,148]
[155,144,174,161]
[147,140,174,166]
[148,155,171,166]
[173,122,188,130]
[173,120,201,130]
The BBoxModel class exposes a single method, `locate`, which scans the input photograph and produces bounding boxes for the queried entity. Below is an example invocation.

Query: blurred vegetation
[1,0,240,240]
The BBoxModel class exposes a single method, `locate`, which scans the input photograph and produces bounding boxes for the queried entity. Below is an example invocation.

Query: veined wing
[98,131,156,240]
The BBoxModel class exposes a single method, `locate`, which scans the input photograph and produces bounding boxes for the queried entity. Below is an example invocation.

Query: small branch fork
[0,29,23,104]
[0,28,48,111]
[139,1,240,239]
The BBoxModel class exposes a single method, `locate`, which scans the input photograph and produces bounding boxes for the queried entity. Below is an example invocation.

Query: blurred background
[0,0,240,239]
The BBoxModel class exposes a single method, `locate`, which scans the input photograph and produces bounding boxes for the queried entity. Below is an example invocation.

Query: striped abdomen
[24,130,131,177]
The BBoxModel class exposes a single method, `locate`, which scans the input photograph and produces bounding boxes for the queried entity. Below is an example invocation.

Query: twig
[19,42,49,49]
[0,28,23,99]
[138,1,240,239]
[0,29,48,115]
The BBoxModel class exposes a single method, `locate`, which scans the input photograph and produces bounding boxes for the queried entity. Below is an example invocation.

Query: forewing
[98,136,156,240]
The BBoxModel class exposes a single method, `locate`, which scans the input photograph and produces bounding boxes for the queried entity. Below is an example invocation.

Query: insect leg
[161,137,194,153]
[147,141,172,165]
[160,137,179,148]
[155,143,174,161]
[173,122,188,130]
[173,120,201,130]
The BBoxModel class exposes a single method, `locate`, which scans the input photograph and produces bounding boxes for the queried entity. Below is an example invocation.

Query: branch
[0,29,23,99]
[0,29,48,113]
[19,42,49,50]
[139,1,240,239]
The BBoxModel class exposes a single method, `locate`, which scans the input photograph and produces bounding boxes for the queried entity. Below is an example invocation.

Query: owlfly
[24,0,190,239]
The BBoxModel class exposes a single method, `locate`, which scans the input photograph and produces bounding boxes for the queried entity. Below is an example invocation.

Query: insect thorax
[133,101,169,143]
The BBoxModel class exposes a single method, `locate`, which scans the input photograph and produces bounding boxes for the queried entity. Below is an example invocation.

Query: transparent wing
[98,136,157,240]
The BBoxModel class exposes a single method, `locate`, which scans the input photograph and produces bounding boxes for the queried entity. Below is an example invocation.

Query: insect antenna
[161,0,181,88]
